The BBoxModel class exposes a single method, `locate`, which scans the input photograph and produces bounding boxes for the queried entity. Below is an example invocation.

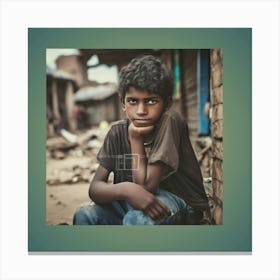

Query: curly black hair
[118,55,173,102]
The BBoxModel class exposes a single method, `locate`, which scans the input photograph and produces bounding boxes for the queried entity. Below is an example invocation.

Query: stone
[212,103,223,121]
[212,159,223,183]
[211,49,223,66]
[212,65,223,88]
[212,120,223,139]
[212,140,223,160]
[212,85,223,105]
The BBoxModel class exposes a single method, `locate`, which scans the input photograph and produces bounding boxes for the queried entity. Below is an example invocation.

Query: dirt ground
[46,182,90,225]
[46,153,97,225]
[46,125,111,225]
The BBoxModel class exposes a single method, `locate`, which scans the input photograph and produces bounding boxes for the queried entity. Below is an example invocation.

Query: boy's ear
[121,98,126,111]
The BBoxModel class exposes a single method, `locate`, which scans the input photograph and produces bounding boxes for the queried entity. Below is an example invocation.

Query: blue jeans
[73,189,191,225]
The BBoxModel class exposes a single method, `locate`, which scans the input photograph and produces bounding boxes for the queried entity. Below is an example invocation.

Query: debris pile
[46,123,111,186]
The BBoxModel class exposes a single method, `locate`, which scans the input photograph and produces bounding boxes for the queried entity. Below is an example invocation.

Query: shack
[74,83,120,127]
[46,66,78,136]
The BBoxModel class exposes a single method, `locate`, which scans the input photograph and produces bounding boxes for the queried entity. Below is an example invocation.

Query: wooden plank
[51,80,61,126]
[65,81,77,132]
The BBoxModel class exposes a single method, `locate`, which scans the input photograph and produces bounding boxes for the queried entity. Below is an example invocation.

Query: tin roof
[46,66,75,81]
[74,84,117,102]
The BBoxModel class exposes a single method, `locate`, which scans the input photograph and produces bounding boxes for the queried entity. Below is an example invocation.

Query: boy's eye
[127,99,137,104]
[146,99,158,105]
[126,98,158,105]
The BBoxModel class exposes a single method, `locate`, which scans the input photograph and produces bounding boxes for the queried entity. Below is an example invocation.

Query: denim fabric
[73,189,199,225]
[123,189,186,225]
[73,201,129,225]
[162,204,204,225]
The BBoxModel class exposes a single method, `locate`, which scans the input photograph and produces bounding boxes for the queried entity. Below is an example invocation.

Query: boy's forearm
[90,179,171,219]
[89,180,135,204]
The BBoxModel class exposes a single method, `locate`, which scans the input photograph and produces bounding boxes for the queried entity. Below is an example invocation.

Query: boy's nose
[136,103,147,115]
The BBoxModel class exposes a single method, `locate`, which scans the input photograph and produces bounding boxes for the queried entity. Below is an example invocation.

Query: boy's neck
[143,130,155,145]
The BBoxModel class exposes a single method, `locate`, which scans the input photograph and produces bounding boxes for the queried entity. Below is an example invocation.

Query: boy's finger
[153,204,166,219]
[157,200,171,216]
[148,207,162,220]
[144,209,157,220]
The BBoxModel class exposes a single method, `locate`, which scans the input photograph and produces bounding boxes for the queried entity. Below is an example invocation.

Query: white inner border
[1,0,279,279]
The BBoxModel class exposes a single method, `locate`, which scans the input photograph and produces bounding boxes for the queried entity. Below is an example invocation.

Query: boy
[73,55,209,225]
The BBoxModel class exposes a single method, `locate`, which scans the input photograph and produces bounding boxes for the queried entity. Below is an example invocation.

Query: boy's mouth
[134,118,150,121]
[133,119,152,126]
[134,118,151,122]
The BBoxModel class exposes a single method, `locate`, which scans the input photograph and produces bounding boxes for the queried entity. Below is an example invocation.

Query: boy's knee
[123,210,157,225]
[73,205,97,225]
[156,189,186,213]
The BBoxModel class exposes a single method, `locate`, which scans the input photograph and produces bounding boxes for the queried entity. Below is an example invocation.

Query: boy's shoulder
[152,110,186,140]
[159,109,185,127]
[110,118,128,128]
[106,119,129,137]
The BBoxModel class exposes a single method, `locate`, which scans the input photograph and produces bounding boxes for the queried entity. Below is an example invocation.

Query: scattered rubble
[46,125,110,186]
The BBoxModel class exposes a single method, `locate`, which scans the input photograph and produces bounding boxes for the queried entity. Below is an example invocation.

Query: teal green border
[28,28,252,252]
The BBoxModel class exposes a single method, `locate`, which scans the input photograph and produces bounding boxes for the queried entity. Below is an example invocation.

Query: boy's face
[123,87,165,127]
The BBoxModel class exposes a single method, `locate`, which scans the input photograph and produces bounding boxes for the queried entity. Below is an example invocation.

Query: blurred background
[46,49,223,225]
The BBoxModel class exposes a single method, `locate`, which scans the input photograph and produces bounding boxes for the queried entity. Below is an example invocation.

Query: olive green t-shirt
[97,110,209,211]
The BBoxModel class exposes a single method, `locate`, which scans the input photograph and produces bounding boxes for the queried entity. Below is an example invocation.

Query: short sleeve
[148,111,184,180]
[96,127,116,172]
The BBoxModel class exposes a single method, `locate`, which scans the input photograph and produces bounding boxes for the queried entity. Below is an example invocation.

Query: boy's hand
[125,183,171,220]
[128,122,154,140]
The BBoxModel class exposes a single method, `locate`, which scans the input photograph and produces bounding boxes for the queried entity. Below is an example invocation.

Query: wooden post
[51,79,61,129]
[65,81,77,132]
